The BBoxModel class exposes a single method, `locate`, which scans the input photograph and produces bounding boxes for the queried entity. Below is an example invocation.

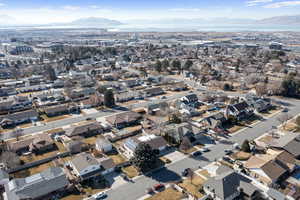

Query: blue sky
[1,0,300,24]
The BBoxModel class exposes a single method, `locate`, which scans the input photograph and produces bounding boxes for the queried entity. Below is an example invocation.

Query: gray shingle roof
[5,167,68,200]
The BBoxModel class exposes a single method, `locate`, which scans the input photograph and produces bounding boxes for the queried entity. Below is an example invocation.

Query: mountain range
[1,15,300,28]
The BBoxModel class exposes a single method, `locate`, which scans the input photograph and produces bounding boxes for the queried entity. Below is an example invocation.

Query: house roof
[99,157,115,170]
[0,109,38,122]
[261,160,287,181]
[283,136,300,157]
[5,167,68,200]
[204,170,259,200]
[95,138,112,148]
[233,101,249,111]
[70,152,99,172]
[65,121,102,137]
[106,111,141,125]
[44,104,69,115]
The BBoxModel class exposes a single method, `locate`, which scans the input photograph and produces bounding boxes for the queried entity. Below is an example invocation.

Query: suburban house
[0,109,38,128]
[244,150,296,186]
[0,96,32,114]
[80,94,104,109]
[203,169,262,200]
[106,111,142,129]
[201,112,227,129]
[7,134,54,155]
[167,82,188,91]
[43,104,70,117]
[181,93,198,105]
[147,102,169,115]
[67,152,115,181]
[123,134,168,158]
[245,94,272,113]
[163,122,201,144]
[225,101,253,121]
[115,91,142,103]
[143,87,165,97]
[29,134,55,154]
[65,121,103,138]
[4,167,69,200]
[95,138,113,153]
[121,79,141,88]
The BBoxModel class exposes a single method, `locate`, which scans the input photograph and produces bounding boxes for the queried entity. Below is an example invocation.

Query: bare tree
[277,113,291,129]
[11,128,23,141]
[187,168,195,184]
[179,137,193,152]
[0,151,21,169]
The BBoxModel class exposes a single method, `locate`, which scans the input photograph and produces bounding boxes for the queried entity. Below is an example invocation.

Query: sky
[1,0,300,24]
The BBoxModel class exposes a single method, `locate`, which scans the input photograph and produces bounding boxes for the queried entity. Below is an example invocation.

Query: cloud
[0,3,5,6]
[246,0,273,7]
[264,1,300,8]
[62,5,80,11]
[89,5,100,9]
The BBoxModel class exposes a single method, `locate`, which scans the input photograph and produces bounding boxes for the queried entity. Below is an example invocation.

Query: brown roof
[106,111,141,125]
[44,104,69,115]
[261,160,287,181]
[99,157,115,170]
[65,121,102,137]
[145,136,168,150]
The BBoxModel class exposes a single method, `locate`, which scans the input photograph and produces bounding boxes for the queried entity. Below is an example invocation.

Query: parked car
[153,183,165,191]
[201,147,210,153]
[161,96,167,99]
[232,143,240,150]
[93,192,107,199]
[222,156,234,164]
[146,188,155,194]
[282,107,289,112]
[224,149,233,155]
[192,151,202,157]
[182,168,190,176]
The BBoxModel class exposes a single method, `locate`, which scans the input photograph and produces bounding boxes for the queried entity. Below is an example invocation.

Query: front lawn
[179,176,205,198]
[122,166,139,178]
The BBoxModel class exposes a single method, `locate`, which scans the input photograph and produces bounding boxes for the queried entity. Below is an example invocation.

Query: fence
[7,151,71,174]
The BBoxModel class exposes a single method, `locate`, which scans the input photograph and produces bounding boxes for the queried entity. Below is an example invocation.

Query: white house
[95,138,113,153]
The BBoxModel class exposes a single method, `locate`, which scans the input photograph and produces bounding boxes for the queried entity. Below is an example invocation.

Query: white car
[93,192,107,199]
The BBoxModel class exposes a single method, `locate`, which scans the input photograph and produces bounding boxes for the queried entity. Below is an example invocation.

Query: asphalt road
[1,91,191,140]
[104,97,300,200]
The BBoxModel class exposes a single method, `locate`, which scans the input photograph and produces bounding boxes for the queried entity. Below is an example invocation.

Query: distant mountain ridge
[256,15,300,25]
[69,17,123,26]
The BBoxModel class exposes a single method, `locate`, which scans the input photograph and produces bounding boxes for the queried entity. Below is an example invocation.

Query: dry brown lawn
[231,151,251,161]
[109,154,127,165]
[122,166,139,178]
[179,176,205,198]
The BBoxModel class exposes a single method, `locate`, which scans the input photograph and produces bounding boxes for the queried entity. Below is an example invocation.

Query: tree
[281,76,300,97]
[186,168,195,184]
[184,60,193,71]
[0,151,21,169]
[277,113,291,129]
[11,128,23,141]
[131,143,158,172]
[296,116,300,127]
[223,83,233,91]
[172,59,181,72]
[161,59,170,71]
[154,60,162,72]
[241,140,251,153]
[104,89,115,108]
[179,137,193,152]
[169,114,181,124]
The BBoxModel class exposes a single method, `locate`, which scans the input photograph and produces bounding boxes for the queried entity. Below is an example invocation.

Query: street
[104,97,300,200]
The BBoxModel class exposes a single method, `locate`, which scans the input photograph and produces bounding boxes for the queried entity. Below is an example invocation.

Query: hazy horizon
[1,0,300,25]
